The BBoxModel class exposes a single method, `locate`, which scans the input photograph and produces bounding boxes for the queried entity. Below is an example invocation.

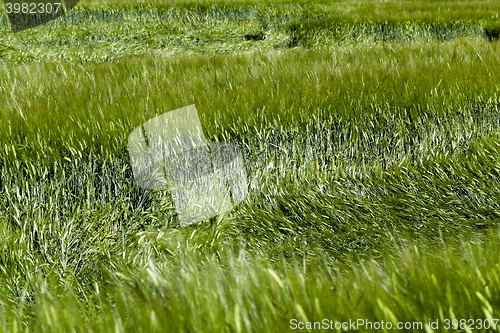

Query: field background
[1,0,500,332]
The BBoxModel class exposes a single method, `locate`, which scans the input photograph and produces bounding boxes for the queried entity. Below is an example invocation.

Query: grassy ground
[1,0,500,332]
[1,0,500,61]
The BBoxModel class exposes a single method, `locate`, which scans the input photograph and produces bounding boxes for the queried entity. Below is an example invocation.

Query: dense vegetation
[1,0,500,61]
[1,0,500,331]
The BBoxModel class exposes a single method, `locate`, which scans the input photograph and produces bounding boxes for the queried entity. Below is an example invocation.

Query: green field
[1,0,500,331]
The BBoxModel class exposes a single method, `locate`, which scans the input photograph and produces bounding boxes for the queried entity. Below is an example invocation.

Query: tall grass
[0,1,499,62]
[2,1,500,331]
[2,229,500,332]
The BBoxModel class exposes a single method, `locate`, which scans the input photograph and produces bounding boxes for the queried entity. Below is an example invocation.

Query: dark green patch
[484,21,500,41]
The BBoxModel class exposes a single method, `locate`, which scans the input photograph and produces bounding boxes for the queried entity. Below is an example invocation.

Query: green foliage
[288,18,479,47]
[0,1,496,62]
[2,230,500,332]
[2,1,500,332]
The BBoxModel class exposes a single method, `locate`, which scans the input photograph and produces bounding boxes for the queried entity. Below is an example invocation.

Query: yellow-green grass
[0,1,499,62]
[2,1,500,332]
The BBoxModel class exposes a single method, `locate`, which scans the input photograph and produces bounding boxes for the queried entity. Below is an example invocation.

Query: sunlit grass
[2,1,500,332]
[0,0,499,62]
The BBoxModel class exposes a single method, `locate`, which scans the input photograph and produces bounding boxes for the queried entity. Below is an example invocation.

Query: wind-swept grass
[485,21,500,41]
[1,36,500,278]
[2,227,500,332]
[2,1,500,332]
[0,0,499,62]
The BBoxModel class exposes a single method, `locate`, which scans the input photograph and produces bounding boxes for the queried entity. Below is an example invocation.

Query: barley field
[1,0,500,332]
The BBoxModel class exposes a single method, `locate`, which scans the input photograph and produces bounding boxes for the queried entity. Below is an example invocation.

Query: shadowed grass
[2,1,500,332]
[2,228,500,332]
